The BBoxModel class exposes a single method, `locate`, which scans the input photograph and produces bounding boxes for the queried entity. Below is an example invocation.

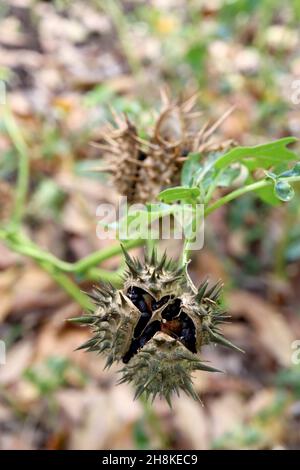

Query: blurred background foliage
[0,0,300,450]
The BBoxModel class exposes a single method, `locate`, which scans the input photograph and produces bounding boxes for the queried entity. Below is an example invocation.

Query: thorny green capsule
[71,248,243,404]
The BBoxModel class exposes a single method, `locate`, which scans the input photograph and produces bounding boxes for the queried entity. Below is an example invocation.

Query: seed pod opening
[72,249,242,404]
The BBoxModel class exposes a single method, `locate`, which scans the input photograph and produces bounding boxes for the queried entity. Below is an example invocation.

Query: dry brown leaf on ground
[228,290,296,366]
[67,384,142,450]
[208,392,245,442]
[192,249,228,283]
[0,339,34,386]
[12,265,68,312]
[34,303,86,362]
[172,395,210,450]
[0,267,20,321]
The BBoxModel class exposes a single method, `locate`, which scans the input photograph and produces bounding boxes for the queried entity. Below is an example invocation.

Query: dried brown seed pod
[72,248,242,404]
[133,93,200,202]
[91,92,236,204]
[92,113,143,204]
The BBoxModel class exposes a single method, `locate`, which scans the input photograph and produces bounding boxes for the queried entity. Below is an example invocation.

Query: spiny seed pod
[133,93,200,202]
[92,92,236,204]
[92,113,143,204]
[71,248,242,404]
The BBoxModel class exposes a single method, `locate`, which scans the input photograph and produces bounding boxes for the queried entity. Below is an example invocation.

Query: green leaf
[101,203,192,240]
[181,152,202,186]
[185,43,207,73]
[274,180,295,202]
[217,167,241,187]
[278,162,300,178]
[214,137,298,171]
[255,185,281,206]
[158,186,200,203]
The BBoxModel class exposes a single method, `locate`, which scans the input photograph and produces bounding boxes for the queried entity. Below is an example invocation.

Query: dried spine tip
[73,248,242,404]
[92,92,236,203]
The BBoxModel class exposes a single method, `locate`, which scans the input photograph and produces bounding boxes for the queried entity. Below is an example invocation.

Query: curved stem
[181,238,192,267]
[73,238,144,273]
[182,176,300,265]
[204,176,300,216]
[2,230,142,276]
[84,267,123,284]
[39,260,93,311]
[3,106,29,228]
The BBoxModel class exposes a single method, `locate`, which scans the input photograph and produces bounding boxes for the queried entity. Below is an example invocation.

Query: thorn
[156,252,167,272]
[134,384,145,400]
[194,362,223,373]
[98,341,111,353]
[87,292,101,303]
[117,376,128,385]
[135,374,156,400]
[182,378,199,402]
[109,105,126,127]
[68,316,95,324]
[203,105,236,141]
[196,279,209,302]
[120,244,140,276]
[104,355,114,370]
[194,121,210,149]
[205,280,223,300]
[159,85,171,107]
[89,142,119,153]
[150,248,157,266]
[133,135,157,150]
[150,268,156,282]
[75,338,98,351]
[165,393,173,408]
[165,258,173,270]
[181,92,199,113]
[208,328,244,353]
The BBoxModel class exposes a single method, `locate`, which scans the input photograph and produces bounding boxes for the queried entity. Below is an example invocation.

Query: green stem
[85,267,123,284]
[2,106,29,228]
[181,202,202,267]
[1,230,142,279]
[204,168,225,204]
[181,238,192,267]
[38,260,93,311]
[0,230,131,308]
[73,238,144,273]
[204,176,300,217]
[182,176,300,265]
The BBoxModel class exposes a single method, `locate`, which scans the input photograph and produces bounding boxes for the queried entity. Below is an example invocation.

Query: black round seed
[122,321,160,364]
[134,308,152,338]
[161,298,181,320]
[126,286,144,305]
[181,148,190,157]
[178,313,197,353]
[152,295,170,311]
[122,339,140,364]
[140,321,160,344]
[127,287,153,338]
[138,150,147,161]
